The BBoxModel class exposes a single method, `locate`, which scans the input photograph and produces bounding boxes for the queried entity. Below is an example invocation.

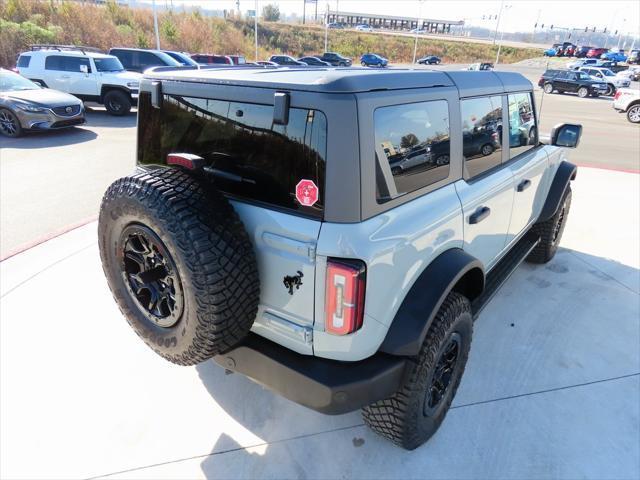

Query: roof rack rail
[30,44,104,54]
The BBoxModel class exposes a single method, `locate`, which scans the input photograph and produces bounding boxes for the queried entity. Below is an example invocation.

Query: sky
[142,0,640,36]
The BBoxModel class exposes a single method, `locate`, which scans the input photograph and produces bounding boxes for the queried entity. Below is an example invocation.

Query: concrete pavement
[1,166,638,479]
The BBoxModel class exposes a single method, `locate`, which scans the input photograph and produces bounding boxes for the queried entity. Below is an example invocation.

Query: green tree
[262,4,280,22]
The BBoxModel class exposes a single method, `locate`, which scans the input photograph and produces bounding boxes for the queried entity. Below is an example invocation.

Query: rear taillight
[614,90,622,100]
[325,258,366,335]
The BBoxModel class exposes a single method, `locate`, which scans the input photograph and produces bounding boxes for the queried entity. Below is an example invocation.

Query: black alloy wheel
[120,224,184,328]
[424,332,461,416]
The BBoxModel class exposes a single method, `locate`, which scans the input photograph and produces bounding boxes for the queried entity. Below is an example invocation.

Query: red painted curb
[574,163,639,175]
[0,216,97,262]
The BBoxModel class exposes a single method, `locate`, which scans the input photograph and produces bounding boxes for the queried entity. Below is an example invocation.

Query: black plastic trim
[379,248,484,357]
[538,161,577,223]
[214,333,406,415]
[471,230,540,318]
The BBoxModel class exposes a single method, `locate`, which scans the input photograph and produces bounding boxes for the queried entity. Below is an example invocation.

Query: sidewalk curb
[1,216,97,262]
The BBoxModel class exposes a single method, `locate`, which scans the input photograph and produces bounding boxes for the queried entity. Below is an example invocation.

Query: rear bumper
[214,333,407,415]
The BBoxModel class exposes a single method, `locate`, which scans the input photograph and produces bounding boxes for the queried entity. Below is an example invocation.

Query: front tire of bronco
[362,292,473,450]
[98,168,260,365]
[104,89,131,116]
[527,187,572,264]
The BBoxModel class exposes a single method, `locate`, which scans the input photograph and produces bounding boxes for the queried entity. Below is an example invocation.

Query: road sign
[295,180,319,207]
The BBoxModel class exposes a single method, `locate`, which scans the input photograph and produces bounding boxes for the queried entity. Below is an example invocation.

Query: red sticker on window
[295,179,319,207]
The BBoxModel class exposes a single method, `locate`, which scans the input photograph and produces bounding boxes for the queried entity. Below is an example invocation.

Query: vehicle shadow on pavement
[188,247,639,479]
[0,126,97,149]
[84,109,137,128]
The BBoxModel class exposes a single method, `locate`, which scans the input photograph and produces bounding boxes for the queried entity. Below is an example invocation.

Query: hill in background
[0,0,541,68]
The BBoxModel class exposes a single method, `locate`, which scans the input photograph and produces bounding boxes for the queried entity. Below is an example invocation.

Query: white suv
[16,46,142,116]
[577,66,631,96]
[613,88,640,123]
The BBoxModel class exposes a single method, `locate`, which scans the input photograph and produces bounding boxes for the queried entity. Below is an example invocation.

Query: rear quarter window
[17,55,31,68]
[374,100,450,201]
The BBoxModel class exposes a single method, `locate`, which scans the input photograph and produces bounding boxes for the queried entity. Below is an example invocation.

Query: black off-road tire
[98,168,260,366]
[543,83,554,94]
[527,187,572,264]
[362,292,473,450]
[104,89,131,116]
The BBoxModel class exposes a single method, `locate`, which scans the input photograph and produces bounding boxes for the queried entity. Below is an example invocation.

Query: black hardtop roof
[143,66,532,94]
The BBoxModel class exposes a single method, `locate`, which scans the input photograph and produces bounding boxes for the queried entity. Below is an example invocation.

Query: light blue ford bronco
[98,66,580,449]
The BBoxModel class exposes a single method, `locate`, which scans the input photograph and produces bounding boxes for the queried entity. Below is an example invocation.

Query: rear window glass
[137,93,327,218]
[374,100,450,202]
[17,55,31,68]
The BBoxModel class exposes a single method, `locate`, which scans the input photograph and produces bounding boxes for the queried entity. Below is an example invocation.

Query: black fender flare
[538,161,577,223]
[379,248,484,357]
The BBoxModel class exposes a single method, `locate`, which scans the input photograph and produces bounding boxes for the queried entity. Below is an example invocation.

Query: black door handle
[517,179,532,192]
[469,206,491,224]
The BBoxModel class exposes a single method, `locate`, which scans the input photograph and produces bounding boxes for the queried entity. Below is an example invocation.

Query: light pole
[152,0,160,49]
[254,0,258,61]
[324,3,329,52]
[493,0,504,45]
[494,4,511,66]
[617,18,627,49]
[412,0,425,64]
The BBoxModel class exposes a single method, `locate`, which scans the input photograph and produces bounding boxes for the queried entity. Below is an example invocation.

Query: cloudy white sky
[141,0,640,35]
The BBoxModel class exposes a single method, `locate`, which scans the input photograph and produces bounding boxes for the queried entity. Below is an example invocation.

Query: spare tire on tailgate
[98,167,260,366]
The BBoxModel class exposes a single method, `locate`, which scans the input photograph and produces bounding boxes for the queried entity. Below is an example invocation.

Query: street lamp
[617,18,627,49]
[412,0,425,64]
[493,0,504,45]
[494,4,512,66]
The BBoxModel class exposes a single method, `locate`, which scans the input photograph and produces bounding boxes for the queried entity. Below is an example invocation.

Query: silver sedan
[0,69,85,138]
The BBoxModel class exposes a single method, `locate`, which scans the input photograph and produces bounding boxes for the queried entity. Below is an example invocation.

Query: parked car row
[538,67,640,124]
[544,43,639,63]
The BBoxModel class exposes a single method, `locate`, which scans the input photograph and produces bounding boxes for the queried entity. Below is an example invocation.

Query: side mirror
[551,123,582,148]
[80,64,89,74]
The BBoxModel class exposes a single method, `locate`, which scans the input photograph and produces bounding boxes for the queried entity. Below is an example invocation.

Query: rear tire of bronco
[543,83,554,94]
[362,292,473,450]
[104,90,131,116]
[526,187,572,264]
[98,168,260,365]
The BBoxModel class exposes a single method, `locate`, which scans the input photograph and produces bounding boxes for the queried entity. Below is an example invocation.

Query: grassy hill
[0,0,542,68]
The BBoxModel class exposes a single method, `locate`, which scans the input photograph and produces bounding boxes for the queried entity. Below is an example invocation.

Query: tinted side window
[461,96,503,179]
[112,50,132,68]
[64,57,91,73]
[137,94,327,217]
[508,93,537,159]
[375,100,450,201]
[135,51,162,69]
[17,55,31,68]
[45,55,64,71]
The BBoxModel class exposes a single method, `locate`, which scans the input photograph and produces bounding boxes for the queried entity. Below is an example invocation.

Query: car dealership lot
[1,165,638,479]
[1,64,638,259]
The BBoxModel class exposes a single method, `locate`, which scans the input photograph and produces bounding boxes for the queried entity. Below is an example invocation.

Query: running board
[471,231,540,319]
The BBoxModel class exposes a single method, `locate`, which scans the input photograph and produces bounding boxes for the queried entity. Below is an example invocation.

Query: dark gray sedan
[0,69,85,137]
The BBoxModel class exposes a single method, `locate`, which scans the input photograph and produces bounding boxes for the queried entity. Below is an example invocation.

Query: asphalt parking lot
[0,63,638,259]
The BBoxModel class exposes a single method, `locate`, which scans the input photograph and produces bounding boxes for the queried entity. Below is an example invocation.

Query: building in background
[326,10,464,33]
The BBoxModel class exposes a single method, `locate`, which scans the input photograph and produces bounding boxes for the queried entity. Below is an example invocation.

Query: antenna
[538,56,551,122]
